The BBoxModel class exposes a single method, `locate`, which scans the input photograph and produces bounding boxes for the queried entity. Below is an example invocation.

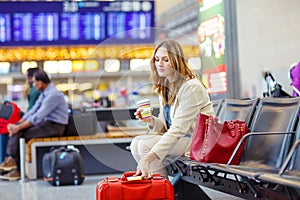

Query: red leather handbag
[190,113,248,165]
[96,171,174,200]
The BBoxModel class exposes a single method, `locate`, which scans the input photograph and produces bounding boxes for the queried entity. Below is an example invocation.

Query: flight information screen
[0,1,155,46]
[13,13,59,42]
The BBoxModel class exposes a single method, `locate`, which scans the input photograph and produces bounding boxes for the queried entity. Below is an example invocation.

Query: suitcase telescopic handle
[121,171,164,182]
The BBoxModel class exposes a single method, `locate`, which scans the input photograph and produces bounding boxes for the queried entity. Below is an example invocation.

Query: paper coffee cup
[136,99,151,119]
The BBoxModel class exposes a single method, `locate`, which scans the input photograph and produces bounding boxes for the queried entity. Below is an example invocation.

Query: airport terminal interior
[0,0,300,199]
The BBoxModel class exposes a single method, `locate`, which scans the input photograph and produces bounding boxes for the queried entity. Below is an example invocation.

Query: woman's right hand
[134,107,154,126]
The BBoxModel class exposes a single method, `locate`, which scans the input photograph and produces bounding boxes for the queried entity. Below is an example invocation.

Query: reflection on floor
[0,174,243,200]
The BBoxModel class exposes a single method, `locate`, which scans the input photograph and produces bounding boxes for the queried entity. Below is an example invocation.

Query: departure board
[60,12,105,41]
[0,1,155,46]
[13,13,59,42]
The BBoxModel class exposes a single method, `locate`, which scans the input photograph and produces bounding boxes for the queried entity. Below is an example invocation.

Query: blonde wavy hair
[150,39,199,106]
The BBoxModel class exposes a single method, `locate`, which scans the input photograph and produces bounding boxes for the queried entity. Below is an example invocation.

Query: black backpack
[42,145,85,186]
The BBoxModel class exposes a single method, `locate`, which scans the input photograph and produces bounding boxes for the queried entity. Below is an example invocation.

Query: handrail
[227,131,295,165]
[278,139,300,175]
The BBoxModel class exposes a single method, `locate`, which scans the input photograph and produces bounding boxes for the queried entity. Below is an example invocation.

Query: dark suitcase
[96,171,174,200]
[42,145,85,186]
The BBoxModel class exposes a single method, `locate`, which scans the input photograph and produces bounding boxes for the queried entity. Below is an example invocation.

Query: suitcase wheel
[55,180,60,186]
[56,169,62,174]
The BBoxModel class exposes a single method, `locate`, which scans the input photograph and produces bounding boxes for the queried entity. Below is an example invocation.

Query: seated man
[0,68,69,180]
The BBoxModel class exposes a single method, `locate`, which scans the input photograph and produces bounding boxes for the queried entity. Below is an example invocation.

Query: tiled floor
[0,174,243,200]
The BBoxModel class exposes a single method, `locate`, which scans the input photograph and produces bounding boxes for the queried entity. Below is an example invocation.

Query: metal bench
[19,107,159,181]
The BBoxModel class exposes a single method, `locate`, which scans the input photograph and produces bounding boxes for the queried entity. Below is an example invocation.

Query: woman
[131,39,214,179]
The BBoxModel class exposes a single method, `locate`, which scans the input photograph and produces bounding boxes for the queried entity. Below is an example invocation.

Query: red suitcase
[96,171,174,200]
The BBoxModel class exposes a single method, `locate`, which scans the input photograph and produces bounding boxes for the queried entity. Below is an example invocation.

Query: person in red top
[289,61,300,97]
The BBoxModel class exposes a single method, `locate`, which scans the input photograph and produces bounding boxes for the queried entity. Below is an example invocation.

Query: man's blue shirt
[23,83,68,125]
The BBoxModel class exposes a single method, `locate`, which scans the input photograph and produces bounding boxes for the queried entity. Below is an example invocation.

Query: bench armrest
[228,131,295,165]
[278,139,300,175]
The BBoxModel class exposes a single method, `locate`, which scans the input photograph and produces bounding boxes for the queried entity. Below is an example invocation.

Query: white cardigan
[149,78,215,160]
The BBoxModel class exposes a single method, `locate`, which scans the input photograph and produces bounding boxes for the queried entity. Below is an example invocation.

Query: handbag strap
[199,115,212,157]
[226,120,247,137]
[226,121,236,137]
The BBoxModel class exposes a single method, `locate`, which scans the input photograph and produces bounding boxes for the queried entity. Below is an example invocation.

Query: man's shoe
[0,157,17,171]
[0,169,20,181]
[0,169,5,175]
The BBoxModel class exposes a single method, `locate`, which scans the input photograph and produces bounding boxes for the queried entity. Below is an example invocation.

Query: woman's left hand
[136,157,152,179]
[135,152,159,179]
